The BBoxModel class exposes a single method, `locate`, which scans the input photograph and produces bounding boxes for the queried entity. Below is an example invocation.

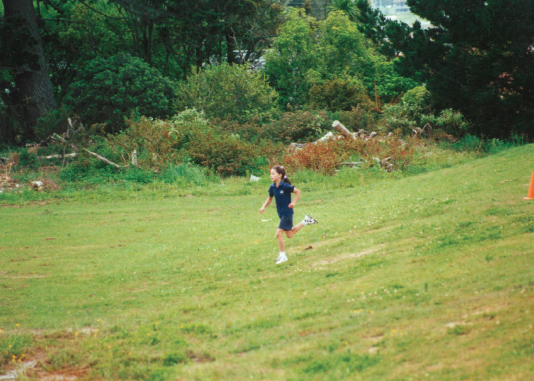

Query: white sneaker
[276,255,288,264]
[303,215,318,225]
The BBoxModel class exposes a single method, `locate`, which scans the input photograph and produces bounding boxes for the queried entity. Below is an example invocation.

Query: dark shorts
[278,215,293,231]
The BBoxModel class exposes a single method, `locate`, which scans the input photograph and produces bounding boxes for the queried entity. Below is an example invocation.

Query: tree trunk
[2,0,57,139]
[225,33,236,65]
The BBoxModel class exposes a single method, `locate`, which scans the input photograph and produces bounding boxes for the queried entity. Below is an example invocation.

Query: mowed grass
[1,145,534,380]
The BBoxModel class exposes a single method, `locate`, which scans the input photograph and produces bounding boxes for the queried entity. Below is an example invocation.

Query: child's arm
[259,196,273,213]
[289,187,300,209]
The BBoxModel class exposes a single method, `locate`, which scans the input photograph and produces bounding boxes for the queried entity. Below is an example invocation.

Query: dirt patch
[27,366,88,381]
[444,321,466,329]
[186,349,215,363]
[0,360,38,381]
[311,245,385,267]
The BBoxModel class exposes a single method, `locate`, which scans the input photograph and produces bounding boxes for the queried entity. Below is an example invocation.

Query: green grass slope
[1,145,534,380]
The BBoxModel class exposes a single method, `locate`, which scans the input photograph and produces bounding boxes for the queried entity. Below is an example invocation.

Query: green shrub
[104,110,210,171]
[472,134,527,154]
[263,110,330,144]
[187,132,257,176]
[215,110,331,145]
[58,153,120,183]
[102,109,270,177]
[383,101,470,138]
[18,149,38,168]
[167,108,212,149]
[212,117,266,143]
[64,53,176,133]
[331,105,376,132]
[309,77,371,112]
[364,56,419,104]
[420,108,469,137]
[453,134,481,152]
[35,106,73,141]
[381,102,423,134]
[123,167,154,184]
[160,163,220,186]
[175,63,278,123]
[401,85,432,107]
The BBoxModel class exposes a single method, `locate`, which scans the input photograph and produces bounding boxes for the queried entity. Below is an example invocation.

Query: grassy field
[1,144,534,380]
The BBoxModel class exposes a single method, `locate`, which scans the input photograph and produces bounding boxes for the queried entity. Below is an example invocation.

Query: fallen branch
[83,148,121,169]
[51,133,121,169]
[332,120,356,140]
[340,161,362,167]
[38,153,77,160]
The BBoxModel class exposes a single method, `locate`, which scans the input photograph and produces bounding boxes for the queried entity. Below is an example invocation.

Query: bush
[382,101,470,138]
[452,134,481,152]
[160,163,220,186]
[283,132,415,175]
[216,110,330,145]
[18,149,38,168]
[401,85,432,107]
[381,102,423,134]
[187,132,258,176]
[105,109,211,171]
[263,110,330,144]
[101,109,272,177]
[64,53,176,133]
[342,133,414,170]
[331,106,376,132]
[175,63,278,123]
[420,109,469,137]
[454,133,527,154]
[212,117,266,143]
[58,151,120,183]
[283,140,346,175]
[309,77,371,112]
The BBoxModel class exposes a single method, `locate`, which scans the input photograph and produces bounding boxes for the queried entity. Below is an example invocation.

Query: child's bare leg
[285,223,303,239]
[276,228,285,252]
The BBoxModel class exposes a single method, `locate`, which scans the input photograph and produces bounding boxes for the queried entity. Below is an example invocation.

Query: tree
[391,0,534,137]
[1,0,57,142]
[64,53,176,133]
[264,9,319,109]
[327,0,360,21]
[175,63,278,123]
[264,9,410,110]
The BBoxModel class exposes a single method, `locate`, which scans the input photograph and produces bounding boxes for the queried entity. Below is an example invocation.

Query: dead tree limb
[332,120,355,140]
[38,153,78,160]
[51,133,121,169]
[83,149,121,169]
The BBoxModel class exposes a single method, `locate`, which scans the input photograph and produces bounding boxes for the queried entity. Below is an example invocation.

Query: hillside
[1,144,533,380]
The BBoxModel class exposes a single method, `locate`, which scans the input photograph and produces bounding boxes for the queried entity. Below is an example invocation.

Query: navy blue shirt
[269,181,295,217]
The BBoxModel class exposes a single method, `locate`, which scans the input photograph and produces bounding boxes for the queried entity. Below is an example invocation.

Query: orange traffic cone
[525,172,534,200]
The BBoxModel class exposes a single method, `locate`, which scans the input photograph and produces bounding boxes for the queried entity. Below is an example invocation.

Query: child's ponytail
[272,165,292,185]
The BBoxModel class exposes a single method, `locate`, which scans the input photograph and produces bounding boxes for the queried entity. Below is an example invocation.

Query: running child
[259,165,317,264]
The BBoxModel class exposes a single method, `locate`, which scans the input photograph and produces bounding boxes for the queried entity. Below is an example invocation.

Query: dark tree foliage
[64,53,176,133]
[388,0,534,138]
[156,0,281,77]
